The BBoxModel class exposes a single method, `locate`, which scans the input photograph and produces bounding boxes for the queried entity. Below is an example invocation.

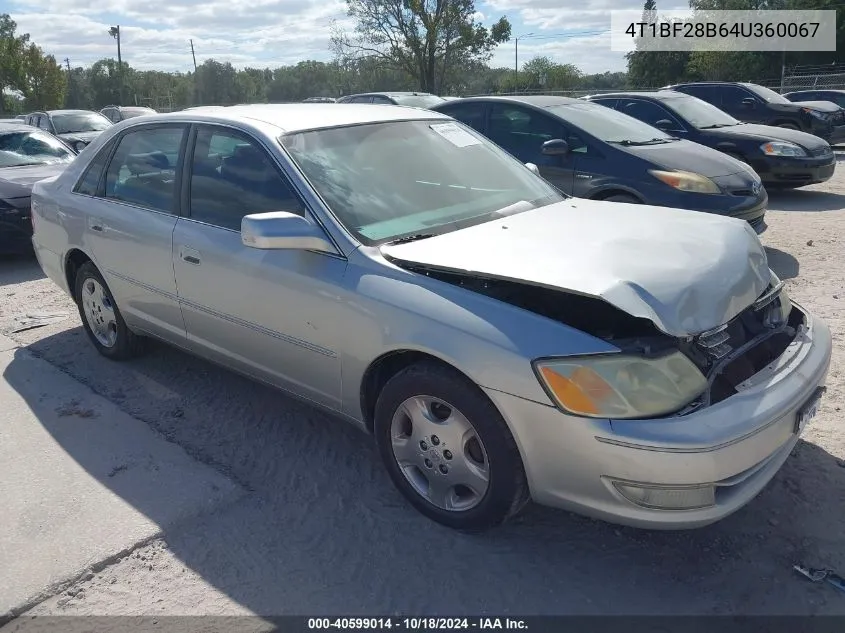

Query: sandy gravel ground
[0,165,844,618]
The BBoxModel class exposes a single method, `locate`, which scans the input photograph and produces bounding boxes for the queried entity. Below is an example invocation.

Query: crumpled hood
[381,199,772,338]
[58,130,103,145]
[791,100,841,113]
[0,163,70,198]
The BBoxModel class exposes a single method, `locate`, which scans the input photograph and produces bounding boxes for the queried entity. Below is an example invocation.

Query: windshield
[52,112,112,134]
[547,102,675,144]
[663,95,740,128]
[0,129,75,167]
[392,95,446,108]
[280,119,563,245]
[743,84,791,104]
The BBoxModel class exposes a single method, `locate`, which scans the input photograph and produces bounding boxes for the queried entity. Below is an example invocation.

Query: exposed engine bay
[403,264,803,415]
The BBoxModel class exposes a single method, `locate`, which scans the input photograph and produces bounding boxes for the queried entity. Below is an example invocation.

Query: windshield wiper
[387,233,436,245]
[699,123,736,129]
[611,138,670,146]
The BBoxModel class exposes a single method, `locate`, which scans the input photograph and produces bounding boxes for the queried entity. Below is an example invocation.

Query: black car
[666,82,845,145]
[432,96,768,233]
[783,89,845,110]
[24,109,113,152]
[336,92,445,108]
[0,123,75,253]
[585,91,836,189]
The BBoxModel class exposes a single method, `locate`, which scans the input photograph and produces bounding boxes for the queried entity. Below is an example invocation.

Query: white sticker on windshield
[430,123,481,148]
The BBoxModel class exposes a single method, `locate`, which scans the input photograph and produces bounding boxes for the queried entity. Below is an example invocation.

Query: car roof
[784,88,845,94]
[0,121,32,130]
[348,92,436,97]
[44,109,102,115]
[586,90,690,101]
[436,95,584,108]
[148,103,449,133]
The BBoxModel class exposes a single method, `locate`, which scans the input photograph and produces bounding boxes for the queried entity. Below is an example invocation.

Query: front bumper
[751,154,836,187]
[487,309,832,529]
[0,206,33,253]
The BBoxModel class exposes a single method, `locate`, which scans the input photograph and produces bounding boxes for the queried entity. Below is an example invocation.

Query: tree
[625,0,691,87]
[332,0,511,92]
[0,14,30,114]
[21,44,66,110]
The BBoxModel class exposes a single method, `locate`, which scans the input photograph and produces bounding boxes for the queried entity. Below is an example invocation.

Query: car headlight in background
[802,107,829,121]
[649,169,721,194]
[760,141,806,157]
[534,351,708,419]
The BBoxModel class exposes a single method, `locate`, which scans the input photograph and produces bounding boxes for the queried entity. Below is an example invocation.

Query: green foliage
[332,0,511,92]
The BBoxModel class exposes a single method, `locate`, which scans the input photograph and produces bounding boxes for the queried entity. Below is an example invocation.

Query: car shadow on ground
[765,247,800,280]
[0,253,44,286]
[767,189,845,212]
[4,327,845,616]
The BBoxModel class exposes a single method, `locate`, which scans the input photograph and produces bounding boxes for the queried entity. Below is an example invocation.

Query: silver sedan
[30,104,831,531]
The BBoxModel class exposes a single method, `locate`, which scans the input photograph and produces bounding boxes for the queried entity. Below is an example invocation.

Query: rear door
[75,123,188,343]
[436,101,489,134]
[487,103,575,194]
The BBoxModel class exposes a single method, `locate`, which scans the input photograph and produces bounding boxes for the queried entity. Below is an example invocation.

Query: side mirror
[654,119,674,131]
[241,211,337,254]
[541,139,569,156]
[741,97,756,108]
[525,162,540,175]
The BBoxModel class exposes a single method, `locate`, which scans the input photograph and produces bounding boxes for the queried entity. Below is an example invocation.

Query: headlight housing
[534,351,708,419]
[649,169,721,194]
[760,141,806,157]
[802,107,828,121]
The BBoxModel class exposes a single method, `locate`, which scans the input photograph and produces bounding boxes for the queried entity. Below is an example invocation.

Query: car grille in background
[810,146,833,157]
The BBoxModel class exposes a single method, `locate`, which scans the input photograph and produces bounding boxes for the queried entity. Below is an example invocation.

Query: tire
[74,261,145,360]
[374,362,529,532]
[603,194,641,204]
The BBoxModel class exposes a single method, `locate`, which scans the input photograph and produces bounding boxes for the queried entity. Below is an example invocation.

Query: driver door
[486,103,575,194]
[172,124,346,408]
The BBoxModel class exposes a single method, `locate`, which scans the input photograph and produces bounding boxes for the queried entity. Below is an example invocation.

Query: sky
[0,0,689,76]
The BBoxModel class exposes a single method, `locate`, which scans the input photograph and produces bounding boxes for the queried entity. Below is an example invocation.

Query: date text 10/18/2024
[307,618,528,630]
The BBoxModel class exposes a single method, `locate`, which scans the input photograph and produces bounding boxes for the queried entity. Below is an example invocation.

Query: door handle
[179,246,201,265]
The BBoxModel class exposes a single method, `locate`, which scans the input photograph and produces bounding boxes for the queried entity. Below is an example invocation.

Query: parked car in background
[0,122,75,253]
[24,109,112,152]
[667,82,845,145]
[15,115,27,121]
[336,92,445,108]
[100,105,157,123]
[433,96,768,232]
[30,103,831,531]
[585,91,836,189]
[783,90,845,130]
[303,97,336,103]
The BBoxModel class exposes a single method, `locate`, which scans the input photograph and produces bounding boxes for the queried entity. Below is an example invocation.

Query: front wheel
[603,194,641,204]
[75,261,145,360]
[374,362,529,531]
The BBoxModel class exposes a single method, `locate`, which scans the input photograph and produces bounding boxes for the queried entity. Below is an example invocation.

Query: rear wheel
[374,362,529,531]
[75,262,145,360]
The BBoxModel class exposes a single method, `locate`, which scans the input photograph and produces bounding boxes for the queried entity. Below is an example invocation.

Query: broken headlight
[534,351,707,419]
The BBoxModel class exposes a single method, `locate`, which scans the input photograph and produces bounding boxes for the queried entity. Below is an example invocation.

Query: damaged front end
[402,264,801,418]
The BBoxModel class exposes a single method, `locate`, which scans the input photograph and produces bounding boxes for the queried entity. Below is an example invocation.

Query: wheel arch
[589,187,644,202]
[359,349,482,434]
[64,248,95,302]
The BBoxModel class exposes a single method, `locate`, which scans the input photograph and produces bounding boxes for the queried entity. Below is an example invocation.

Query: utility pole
[190,39,200,105]
[109,26,122,103]
[514,33,533,93]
